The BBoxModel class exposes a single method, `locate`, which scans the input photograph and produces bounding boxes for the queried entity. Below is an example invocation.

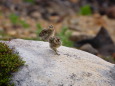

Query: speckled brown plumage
[39,25,55,41]
[49,36,62,55]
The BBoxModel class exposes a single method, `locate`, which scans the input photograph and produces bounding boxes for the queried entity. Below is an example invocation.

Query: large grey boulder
[5,39,115,86]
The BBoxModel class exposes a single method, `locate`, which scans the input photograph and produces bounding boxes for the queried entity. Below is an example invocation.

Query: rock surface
[4,39,115,86]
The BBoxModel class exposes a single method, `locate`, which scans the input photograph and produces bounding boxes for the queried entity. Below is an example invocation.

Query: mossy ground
[0,42,25,86]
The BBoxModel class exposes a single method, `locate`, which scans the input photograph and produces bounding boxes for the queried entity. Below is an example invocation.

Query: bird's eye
[56,39,59,42]
[57,39,59,41]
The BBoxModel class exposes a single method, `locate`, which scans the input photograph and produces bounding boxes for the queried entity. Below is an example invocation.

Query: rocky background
[0,0,115,63]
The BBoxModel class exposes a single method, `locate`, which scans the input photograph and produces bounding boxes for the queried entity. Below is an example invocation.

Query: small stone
[8,30,17,36]
[30,11,41,19]
[70,32,94,42]
[80,43,98,55]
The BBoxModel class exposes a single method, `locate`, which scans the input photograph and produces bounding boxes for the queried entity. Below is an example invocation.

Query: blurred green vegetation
[35,23,43,40]
[0,30,5,37]
[9,14,30,28]
[0,11,3,16]
[23,0,35,4]
[102,56,115,64]
[36,23,42,36]
[19,20,30,28]
[25,23,43,40]
[9,14,19,25]
[79,5,92,15]
[57,27,73,47]
[0,42,25,86]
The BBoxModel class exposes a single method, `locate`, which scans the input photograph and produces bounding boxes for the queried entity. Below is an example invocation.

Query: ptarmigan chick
[39,25,55,41]
[49,36,62,55]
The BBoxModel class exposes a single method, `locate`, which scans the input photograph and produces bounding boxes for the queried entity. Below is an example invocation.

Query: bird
[49,36,62,55]
[39,25,55,41]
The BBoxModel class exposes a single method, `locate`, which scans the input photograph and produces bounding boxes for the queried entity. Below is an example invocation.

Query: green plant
[0,29,5,37]
[102,56,115,64]
[0,11,3,16]
[79,5,92,15]
[19,20,30,28]
[23,0,35,4]
[24,23,42,40]
[9,14,19,25]
[36,23,43,40]
[9,14,30,28]
[57,27,73,47]
[36,23,42,34]
[0,42,25,86]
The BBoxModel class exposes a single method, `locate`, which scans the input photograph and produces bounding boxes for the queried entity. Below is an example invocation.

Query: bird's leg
[52,48,60,55]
